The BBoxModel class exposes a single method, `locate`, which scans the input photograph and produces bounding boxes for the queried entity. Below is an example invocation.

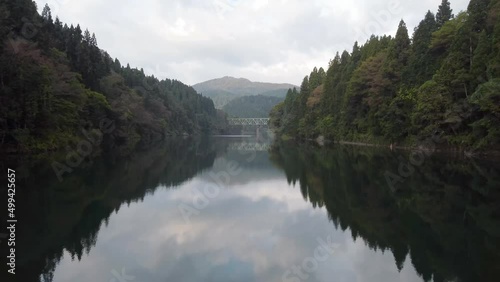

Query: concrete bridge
[228,118,270,126]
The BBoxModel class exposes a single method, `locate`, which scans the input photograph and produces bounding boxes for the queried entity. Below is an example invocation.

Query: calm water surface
[3,138,500,282]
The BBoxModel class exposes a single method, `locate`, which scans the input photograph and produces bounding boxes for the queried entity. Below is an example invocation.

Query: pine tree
[349,41,362,70]
[83,29,91,44]
[113,58,122,72]
[386,20,411,85]
[406,11,438,85]
[436,0,453,27]
[467,0,491,33]
[488,0,500,77]
[41,4,53,23]
[317,67,326,82]
[299,75,310,114]
[391,20,411,66]
[309,67,321,90]
[91,33,98,47]
[471,30,492,89]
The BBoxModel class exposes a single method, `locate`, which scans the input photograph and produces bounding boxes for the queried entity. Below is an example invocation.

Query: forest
[223,95,284,118]
[0,0,227,154]
[270,0,500,151]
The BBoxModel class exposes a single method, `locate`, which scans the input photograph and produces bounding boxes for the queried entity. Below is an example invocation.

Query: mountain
[223,95,284,118]
[193,76,297,108]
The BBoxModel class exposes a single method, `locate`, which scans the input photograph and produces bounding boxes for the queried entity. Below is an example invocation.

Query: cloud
[34,0,470,85]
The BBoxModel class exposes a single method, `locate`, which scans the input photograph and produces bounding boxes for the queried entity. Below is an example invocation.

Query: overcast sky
[34,0,469,85]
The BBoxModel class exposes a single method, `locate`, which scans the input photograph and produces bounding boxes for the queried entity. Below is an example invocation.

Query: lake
[3,137,500,282]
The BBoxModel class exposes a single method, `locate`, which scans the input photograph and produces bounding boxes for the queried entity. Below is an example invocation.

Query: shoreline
[291,136,500,161]
[334,141,500,161]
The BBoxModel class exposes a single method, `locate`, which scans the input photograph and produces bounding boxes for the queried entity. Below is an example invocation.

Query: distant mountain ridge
[222,95,285,118]
[193,76,297,108]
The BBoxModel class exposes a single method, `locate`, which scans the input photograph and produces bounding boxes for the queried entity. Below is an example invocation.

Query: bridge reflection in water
[226,141,271,151]
[226,118,272,140]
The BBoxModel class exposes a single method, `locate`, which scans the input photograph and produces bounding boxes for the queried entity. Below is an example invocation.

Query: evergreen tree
[298,75,310,115]
[436,0,453,27]
[389,20,411,67]
[385,20,410,92]
[270,0,500,149]
[406,11,438,85]
[468,0,491,33]
[309,67,321,90]
[41,4,53,22]
[471,30,492,88]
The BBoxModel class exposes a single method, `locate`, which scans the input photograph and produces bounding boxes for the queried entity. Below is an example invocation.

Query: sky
[34,0,470,86]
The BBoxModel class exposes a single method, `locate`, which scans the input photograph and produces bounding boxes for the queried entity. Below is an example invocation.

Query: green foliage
[269,102,285,129]
[468,79,500,147]
[223,95,283,118]
[406,11,439,85]
[469,79,500,114]
[270,0,500,150]
[436,0,454,27]
[430,12,468,52]
[411,80,451,137]
[315,115,335,140]
[0,0,225,153]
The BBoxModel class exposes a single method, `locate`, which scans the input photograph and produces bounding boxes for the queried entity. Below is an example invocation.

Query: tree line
[0,0,227,153]
[270,0,500,151]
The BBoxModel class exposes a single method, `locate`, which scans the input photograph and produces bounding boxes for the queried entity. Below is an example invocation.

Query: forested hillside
[193,76,295,108]
[223,95,284,118]
[270,0,500,151]
[0,0,226,154]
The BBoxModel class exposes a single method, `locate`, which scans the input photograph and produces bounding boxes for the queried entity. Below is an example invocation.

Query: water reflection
[3,138,500,282]
[270,142,500,282]
[10,137,218,282]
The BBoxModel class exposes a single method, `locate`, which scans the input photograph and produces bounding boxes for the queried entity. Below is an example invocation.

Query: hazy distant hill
[222,95,284,118]
[193,76,296,108]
